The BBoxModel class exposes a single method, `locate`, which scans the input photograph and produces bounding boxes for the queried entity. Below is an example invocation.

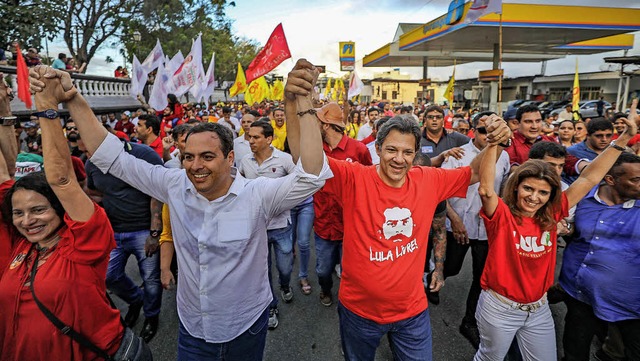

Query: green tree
[62,0,145,68]
[0,0,65,50]
[121,0,259,86]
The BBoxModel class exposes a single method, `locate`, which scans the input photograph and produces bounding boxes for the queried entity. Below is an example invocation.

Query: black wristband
[609,141,626,152]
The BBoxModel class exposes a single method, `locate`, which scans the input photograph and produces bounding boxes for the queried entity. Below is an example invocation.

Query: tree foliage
[0,0,65,49]
[121,0,259,85]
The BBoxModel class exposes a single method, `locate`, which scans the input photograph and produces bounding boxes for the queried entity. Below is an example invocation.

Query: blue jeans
[267,224,294,308]
[290,201,315,279]
[177,307,269,361]
[314,233,342,295]
[338,302,433,361]
[106,230,162,317]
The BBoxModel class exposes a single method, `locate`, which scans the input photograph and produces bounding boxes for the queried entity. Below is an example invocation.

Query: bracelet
[150,230,161,238]
[609,141,626,152]
[0,116,17,126]
[296,109,317,117]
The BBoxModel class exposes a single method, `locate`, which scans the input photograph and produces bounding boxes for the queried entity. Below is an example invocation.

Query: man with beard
[64,119,83,158]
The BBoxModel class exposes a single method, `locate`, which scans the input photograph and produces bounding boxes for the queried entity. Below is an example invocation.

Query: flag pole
[498,12,503,115]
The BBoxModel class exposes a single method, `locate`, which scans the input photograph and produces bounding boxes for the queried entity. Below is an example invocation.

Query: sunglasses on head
[475,126,487,134]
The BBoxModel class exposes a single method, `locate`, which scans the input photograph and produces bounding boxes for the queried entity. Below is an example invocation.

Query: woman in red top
[0,89,152,360]
[474,108,638,360]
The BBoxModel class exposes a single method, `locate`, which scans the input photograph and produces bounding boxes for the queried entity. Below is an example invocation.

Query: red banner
[16,45,32,108]
[245,23,291,84]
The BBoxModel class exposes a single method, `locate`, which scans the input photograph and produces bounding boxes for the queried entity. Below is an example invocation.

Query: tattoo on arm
[150,198,163,230]
[431,213,447,268]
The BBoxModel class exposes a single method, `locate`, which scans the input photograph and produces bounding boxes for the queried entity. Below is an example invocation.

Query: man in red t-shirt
[285,61,512,361]
[114,111,136,138]
[135,114,164,158]
[309,102,372,307]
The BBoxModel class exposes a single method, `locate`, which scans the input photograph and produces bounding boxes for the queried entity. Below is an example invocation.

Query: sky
[48,0,640,81]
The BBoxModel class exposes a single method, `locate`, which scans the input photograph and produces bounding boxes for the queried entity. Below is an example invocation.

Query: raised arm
[566,98,639,208]
[29,66,109,154]
[478,143,500,218]
[0,74,17,179]
[33,71,94,222]
[284,59,323,175]
[469,115,511,185]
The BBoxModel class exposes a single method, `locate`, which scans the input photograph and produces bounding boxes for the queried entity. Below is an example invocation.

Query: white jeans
[473,290,556,361]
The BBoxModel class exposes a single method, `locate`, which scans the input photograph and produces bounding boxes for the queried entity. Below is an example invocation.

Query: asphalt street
[114,244,591,361]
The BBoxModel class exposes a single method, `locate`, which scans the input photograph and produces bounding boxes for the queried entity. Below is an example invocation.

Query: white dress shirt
[238,147,296,230]
[91,133,332,343]
[442,140,510,240]
[233,136,251,167]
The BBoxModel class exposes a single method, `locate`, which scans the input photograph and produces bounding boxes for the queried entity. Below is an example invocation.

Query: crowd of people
[0,59,638,361]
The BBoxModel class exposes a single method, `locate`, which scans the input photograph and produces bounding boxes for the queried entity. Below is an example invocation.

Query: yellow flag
[572,59,580,120]
[257,77,270,102]
[272,79,284,101]
[245,76,270,105]
[229,63,247,97]
[324,78,332,99]
[444,68,455,108]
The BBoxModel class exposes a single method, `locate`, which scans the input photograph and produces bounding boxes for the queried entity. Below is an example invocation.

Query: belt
[489,289,547,313]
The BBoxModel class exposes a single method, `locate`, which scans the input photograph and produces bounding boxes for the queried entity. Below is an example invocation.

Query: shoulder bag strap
[29,248,114,361]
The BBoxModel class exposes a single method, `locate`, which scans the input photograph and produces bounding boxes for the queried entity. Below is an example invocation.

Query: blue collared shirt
[559,185,640,322]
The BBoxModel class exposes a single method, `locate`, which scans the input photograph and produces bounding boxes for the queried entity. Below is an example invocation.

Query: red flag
[15,45,32,109]
[245,23,291,83]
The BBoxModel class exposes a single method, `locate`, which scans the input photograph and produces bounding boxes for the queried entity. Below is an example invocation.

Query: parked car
[541,100,569,119]
[507,99,526,111]
[579,100,612,119]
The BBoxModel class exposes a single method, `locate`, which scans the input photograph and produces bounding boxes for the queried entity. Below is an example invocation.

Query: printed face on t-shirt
[376,129,416,188]
[516,177,552,217]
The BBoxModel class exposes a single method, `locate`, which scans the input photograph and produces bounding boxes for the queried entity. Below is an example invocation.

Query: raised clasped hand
[29,65,77,106]
[485,114,511,145]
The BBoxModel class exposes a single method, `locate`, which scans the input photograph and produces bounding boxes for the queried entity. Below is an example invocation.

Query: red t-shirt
[314,135,372,241]
[612,133,640,146]
[330,158,471,323]
[480,194,569,304]
[508,131,580,176]
[0,180,16,277]
[147,136,164,159]
[0,203,123,360]
[114,120,135,136]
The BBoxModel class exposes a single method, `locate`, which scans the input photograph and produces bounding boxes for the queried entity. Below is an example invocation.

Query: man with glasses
[419,105,469,167]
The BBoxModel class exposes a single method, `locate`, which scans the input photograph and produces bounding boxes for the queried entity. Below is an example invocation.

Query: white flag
[192,52,216,105]
[141,39,164,73]
[166,51,184,74]
[172,35,205,98]
[129,55,148,98]
[464,0,502,24]
[149,61,171,111]
[348,71,364,99]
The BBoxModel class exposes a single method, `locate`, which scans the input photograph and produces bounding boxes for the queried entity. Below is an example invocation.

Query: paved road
[115,245,588,361]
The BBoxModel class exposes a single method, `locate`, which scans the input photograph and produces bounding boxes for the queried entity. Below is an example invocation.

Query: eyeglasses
[426,115,444,120]
[475,126,487,134]
[66,126,77,131]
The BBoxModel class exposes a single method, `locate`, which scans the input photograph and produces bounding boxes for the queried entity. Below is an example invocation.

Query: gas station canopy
[364,3,640,68]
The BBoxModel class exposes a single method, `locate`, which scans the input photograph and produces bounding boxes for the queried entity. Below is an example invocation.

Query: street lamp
[133,31,141,42]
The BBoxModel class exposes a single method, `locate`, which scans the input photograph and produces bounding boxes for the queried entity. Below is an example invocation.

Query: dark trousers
[563,295,640,361]
[442,232,488,325]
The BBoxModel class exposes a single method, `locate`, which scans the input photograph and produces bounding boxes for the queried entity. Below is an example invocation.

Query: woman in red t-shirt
[474,110,638,360]
[0,106,151,360]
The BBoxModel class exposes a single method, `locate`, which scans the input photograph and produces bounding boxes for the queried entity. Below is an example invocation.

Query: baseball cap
[504,108,517,120]
[22,121,37,128]
[123,110,131,117]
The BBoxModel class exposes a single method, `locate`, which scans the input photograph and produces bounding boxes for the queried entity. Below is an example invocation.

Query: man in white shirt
[441,111,510,349]
[356,107,380,140]
[232,113,256,166]
[219,106,241,137]
[238,120,297,330]
[28,61,330,361]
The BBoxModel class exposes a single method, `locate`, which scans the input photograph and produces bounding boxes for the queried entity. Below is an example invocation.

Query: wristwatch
[150,230,161,238]
[609,141,626,152]
[32,109,59,119]
[498,138,512,148]
[0,116,17,126]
